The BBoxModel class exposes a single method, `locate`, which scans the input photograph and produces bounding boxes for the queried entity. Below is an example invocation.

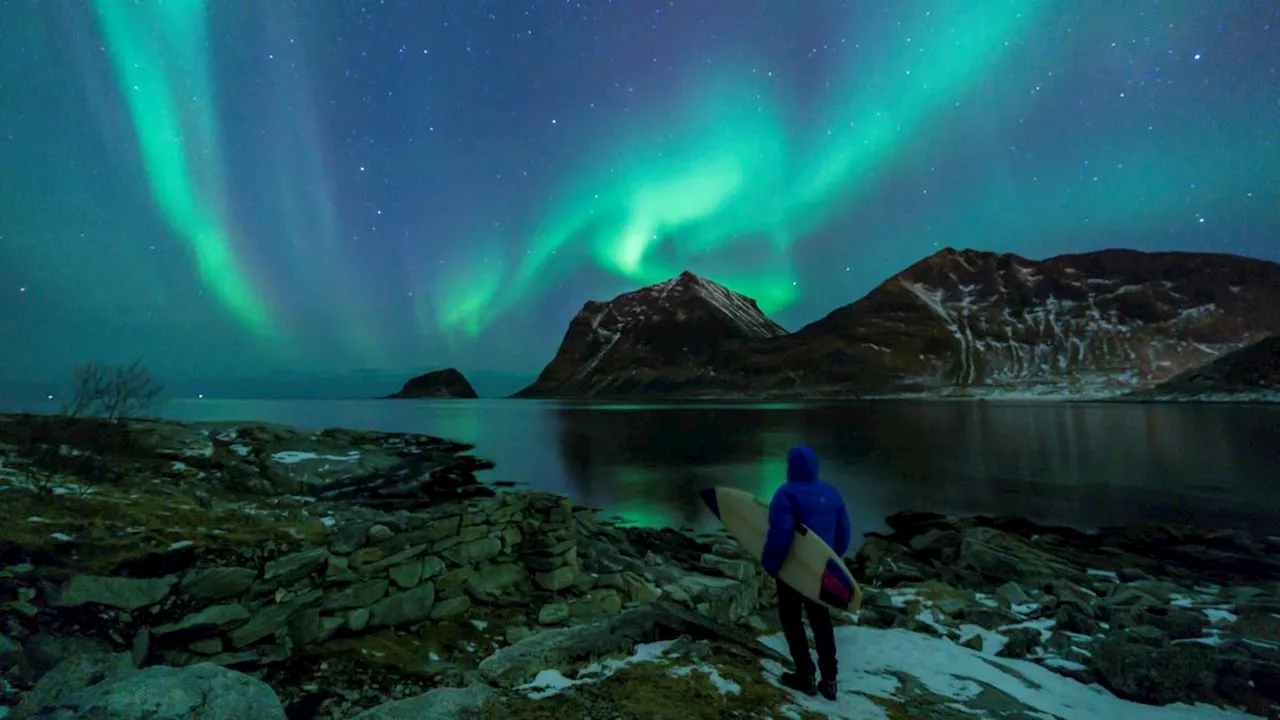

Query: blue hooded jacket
[760,445,851,577]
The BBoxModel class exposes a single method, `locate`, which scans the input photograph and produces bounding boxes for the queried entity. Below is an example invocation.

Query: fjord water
[133,398,1280,539]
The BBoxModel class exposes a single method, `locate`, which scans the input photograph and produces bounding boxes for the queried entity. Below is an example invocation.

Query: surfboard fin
[698,487,720,519]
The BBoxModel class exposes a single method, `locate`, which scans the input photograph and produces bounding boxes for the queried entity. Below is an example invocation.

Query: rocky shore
[0,413,1276,719]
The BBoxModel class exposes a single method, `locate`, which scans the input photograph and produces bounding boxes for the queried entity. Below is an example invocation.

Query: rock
[349,683,495,719]
[1116,567,1151,583]
[1093,630,1220,706]
[325,555,359,583]
[263,548,330,586]
[621,572,663,604]
[443,537,503,566]
[958,527,1079,585]
[505,626,534,644]
[1,633,22,673]
[229,589,323,648]
[429,595,471,620]
[189,638,223,655]
[180,567,257,601]
[420,556,446,580]
[389,562,424,589]
[368,524,395,541]
[466,562,528,602]
[328,523,369,554]
[479,601,789,688]
[436,567,476,593]
[959,633,984,651]
[368,582,436,628]
[322,579,390,612]
[995,627,1042,659]
[362,545,429,575]
[16,634,113,682]
[346,608,371,633]
[49,574,177,611]
[152,604,251,638]
[534,566,577,591]
[995,581,1028,607]
[570,589,623,619]
[9,651,136,719]
[699,554,754,581]
[537,602,570,626]
[13,661,286,720]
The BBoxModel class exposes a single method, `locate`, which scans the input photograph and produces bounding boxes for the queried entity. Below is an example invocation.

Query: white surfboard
[700,485,861,612]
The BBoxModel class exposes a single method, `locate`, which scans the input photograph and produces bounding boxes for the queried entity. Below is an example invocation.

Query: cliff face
[755,248,1280,397]
[386,368,479,399]
[513,271,787,398]
[519,249,1280,399]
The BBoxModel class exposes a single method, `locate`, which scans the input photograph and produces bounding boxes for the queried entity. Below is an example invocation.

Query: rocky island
[0,413,1276,719]
[384,369,479,400]
[516,248,1280,401]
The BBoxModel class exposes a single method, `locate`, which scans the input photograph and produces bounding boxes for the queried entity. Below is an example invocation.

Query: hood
[786,445,819,483]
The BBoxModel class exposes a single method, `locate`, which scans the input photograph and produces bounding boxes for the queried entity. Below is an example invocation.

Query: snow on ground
[270,450,360,464]
[518,640,678,700]
[759,626,1262,720]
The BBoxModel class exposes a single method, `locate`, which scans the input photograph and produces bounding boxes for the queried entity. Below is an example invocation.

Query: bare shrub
[60,360,164,422]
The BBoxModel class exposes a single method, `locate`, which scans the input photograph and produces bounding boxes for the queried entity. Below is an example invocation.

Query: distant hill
[384,368,479,399]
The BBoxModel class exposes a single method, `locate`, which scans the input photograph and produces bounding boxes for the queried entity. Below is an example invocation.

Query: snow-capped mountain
[1122,334,1280,403]
[517,249,1280,399]
[513,271,787,397]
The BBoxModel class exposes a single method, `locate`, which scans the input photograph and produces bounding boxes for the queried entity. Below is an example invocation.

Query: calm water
[9,399,1279,537]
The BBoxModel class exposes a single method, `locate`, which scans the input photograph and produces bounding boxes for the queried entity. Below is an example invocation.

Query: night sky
[2,1,1277,395]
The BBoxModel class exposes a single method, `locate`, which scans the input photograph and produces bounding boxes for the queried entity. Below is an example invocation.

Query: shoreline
[0,413,1276,718]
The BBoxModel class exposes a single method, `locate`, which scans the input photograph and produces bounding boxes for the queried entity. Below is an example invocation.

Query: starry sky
[2,1,1277,397]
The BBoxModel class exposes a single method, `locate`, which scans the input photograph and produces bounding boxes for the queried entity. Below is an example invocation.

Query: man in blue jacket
[761,445,851,701]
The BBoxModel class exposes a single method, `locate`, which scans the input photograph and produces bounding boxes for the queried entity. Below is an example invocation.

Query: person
[761,445,851,701]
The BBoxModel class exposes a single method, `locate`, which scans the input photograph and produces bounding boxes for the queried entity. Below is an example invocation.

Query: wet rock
[49,574,177,611]
[368,582,436,628]
[180,567,257,601]
[350,683,495,720]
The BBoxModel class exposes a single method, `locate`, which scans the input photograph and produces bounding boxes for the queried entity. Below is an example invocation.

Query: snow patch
[762,626,1258,720]
[229,444,252,457]
[518,640,677,700]
[271,450,360,464]
[667,664,742,695]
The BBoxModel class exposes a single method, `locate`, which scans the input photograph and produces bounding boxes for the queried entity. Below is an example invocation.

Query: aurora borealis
[2,1,1277,393]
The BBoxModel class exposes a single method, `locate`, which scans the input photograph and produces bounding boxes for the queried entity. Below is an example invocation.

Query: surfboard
[700,485,861,612]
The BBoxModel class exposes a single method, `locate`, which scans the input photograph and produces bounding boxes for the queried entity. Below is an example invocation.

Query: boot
[817,677,837,700]
[780,671,816,696]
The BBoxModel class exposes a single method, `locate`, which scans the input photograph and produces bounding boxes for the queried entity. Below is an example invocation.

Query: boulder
[10,652,136,719]
[12,660,285,720]
[368,582,436,628]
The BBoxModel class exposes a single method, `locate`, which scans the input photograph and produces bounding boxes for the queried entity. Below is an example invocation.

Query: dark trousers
[777,579,838,680]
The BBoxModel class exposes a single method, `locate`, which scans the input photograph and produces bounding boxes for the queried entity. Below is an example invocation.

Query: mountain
[518,249,1280,399]
[385,368,479,399]
[513,271,787,397]
[1121,335,1280,402]
[748,248,1280,398]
